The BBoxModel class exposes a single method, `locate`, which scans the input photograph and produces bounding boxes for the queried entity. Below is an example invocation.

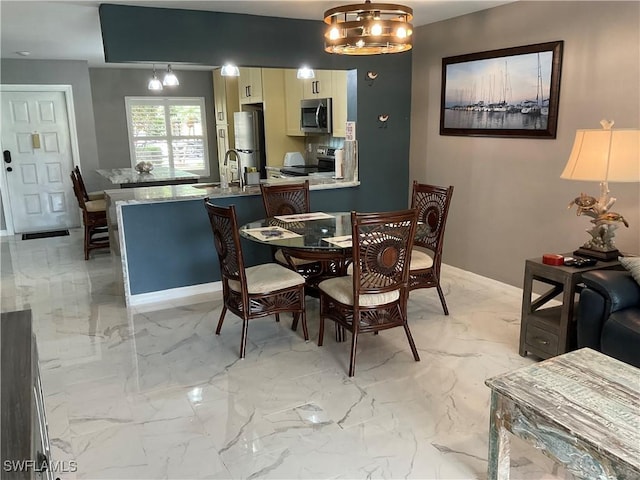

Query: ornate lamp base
[573,247,620,261]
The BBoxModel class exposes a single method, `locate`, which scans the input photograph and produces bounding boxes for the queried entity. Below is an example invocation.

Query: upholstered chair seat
[228,263,306,294]
[410,246,435,270]
[84,199,107,213]
[319,276,400,306]
[274,249,317,266]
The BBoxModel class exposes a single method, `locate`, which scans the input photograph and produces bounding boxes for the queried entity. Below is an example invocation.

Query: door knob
[6,167,13,172]
[3,150,11,164]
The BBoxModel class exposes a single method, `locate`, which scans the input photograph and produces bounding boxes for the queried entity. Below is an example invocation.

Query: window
[125,97,210,176]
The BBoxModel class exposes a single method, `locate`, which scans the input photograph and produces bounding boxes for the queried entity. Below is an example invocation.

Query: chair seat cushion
[319,275,400,307]
[228,263,305,294]
[88,191,105,201]
[410,246,434,271]
[275,249,318,266]
[85,199,107,212]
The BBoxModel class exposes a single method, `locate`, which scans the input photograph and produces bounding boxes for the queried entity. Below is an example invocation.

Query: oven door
[301,98,332,134]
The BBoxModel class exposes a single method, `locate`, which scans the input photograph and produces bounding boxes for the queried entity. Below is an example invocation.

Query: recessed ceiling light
[16,51,31,56]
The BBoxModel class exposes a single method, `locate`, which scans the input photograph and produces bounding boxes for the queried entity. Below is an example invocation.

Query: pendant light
[163,64,179,86]
[296,66,315,79]
[220,64,240,77]
[148,65,163,91]
[324,0,413,55]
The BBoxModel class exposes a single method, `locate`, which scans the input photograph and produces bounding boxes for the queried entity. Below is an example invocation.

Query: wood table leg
[488,390,511,480]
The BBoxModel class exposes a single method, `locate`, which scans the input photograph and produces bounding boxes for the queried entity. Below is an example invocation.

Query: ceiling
[1,1,514,68]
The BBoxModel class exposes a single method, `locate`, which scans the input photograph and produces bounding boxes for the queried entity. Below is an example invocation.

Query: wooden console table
[486,348,640,480]
[519,254,621,360]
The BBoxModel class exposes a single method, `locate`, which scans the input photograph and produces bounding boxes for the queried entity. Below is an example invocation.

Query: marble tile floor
[1,229,574,480]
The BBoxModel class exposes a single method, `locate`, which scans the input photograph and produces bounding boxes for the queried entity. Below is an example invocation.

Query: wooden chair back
[260,180,310,216]
[70,170,87,209]
[203,201,247,292]
[351,208,418,299]
[74,166,90,202]
[410,182,454,272]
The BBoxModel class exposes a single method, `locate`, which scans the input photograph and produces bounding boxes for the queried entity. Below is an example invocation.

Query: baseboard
[128,281,223,308]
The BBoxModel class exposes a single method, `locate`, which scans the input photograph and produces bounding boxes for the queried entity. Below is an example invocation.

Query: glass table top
[240,211,431,251]
[240,212,353,251]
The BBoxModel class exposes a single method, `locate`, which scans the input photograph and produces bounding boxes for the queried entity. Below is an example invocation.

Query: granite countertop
[97,167,200,185]
[105,177,360,206]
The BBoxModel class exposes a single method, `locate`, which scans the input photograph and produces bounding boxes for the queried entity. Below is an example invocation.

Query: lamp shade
[561,128,640,182]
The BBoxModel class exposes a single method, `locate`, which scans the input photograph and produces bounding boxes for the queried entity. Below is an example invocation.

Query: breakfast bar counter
[97,167,200,188]
[105,178,360,305]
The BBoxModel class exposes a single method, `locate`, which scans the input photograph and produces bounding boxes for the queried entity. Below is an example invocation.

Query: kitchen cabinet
[213,68,240,180]
[303,70,332,99]
[215,124,234,182]
[331,70,348,138]
[238,67,263,104]
[284,69,348,138]
[284,69,304,136]
[212,69,239,125]
[261,69,305,166]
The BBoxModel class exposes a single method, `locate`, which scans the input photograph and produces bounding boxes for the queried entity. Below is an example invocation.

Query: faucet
[223,149,243,189]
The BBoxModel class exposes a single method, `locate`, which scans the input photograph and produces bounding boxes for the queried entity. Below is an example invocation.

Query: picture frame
[440,41,563,139]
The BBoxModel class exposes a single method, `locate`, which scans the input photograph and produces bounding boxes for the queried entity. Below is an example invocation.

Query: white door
[0,90,78,233]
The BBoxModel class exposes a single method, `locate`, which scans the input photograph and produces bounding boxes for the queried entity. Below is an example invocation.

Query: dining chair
[409,182,454,315]
[317,208,419,377]
[70,170,109,260]
[203,199,309,358]
[259,180,322,280]
[74,166,105,202]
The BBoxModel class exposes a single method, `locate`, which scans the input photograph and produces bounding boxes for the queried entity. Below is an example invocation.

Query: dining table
[240,212,354,291]
[240,210,430,291]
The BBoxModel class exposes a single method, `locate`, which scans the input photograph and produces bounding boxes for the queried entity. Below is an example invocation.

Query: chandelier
[324,1,413,55]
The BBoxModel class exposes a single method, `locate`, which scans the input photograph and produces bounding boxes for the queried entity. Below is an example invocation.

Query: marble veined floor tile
[0,231,574,480]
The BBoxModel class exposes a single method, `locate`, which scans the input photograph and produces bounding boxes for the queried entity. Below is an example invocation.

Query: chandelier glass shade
[162,64,179,86]
[148,66,163,91]
[324,1,413,55]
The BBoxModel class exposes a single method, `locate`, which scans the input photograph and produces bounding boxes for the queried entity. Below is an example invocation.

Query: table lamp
[560,120,640,260]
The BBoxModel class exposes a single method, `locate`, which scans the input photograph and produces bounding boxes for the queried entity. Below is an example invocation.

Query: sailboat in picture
[521,53,546,115]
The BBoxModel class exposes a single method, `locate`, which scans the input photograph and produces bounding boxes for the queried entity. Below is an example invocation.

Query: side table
[519,254,621,360]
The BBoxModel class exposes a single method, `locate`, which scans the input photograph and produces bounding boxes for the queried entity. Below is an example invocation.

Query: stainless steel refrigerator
[233,110,266,179]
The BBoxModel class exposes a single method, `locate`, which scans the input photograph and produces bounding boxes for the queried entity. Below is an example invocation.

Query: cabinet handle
[248,86,251,97]
[218,129,225,138]
[533,336,550,346]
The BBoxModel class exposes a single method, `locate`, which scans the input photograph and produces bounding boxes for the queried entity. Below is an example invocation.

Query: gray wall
[0,59,101,191]
[89,68,218,184]
[410,1,640,288]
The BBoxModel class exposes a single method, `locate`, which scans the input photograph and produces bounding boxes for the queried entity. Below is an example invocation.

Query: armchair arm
[581,270,640,313]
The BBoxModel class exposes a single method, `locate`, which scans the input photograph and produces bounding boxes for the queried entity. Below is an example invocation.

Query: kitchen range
[278,146,338,178]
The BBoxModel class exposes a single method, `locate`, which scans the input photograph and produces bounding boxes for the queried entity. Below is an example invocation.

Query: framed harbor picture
[440,41,563,138]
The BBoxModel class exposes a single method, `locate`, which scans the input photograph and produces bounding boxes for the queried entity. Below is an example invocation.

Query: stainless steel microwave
[300,98,332,134]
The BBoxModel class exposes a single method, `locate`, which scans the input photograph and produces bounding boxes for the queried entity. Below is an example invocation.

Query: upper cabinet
[212,69,239,125]
[238,67,263,104]
[284,70,304,136]
[331,70,348,138]
[302,70,332,99]
[284,69,348,137]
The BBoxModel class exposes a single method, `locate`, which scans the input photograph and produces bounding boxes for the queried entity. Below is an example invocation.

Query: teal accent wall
[124,189,360,295]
